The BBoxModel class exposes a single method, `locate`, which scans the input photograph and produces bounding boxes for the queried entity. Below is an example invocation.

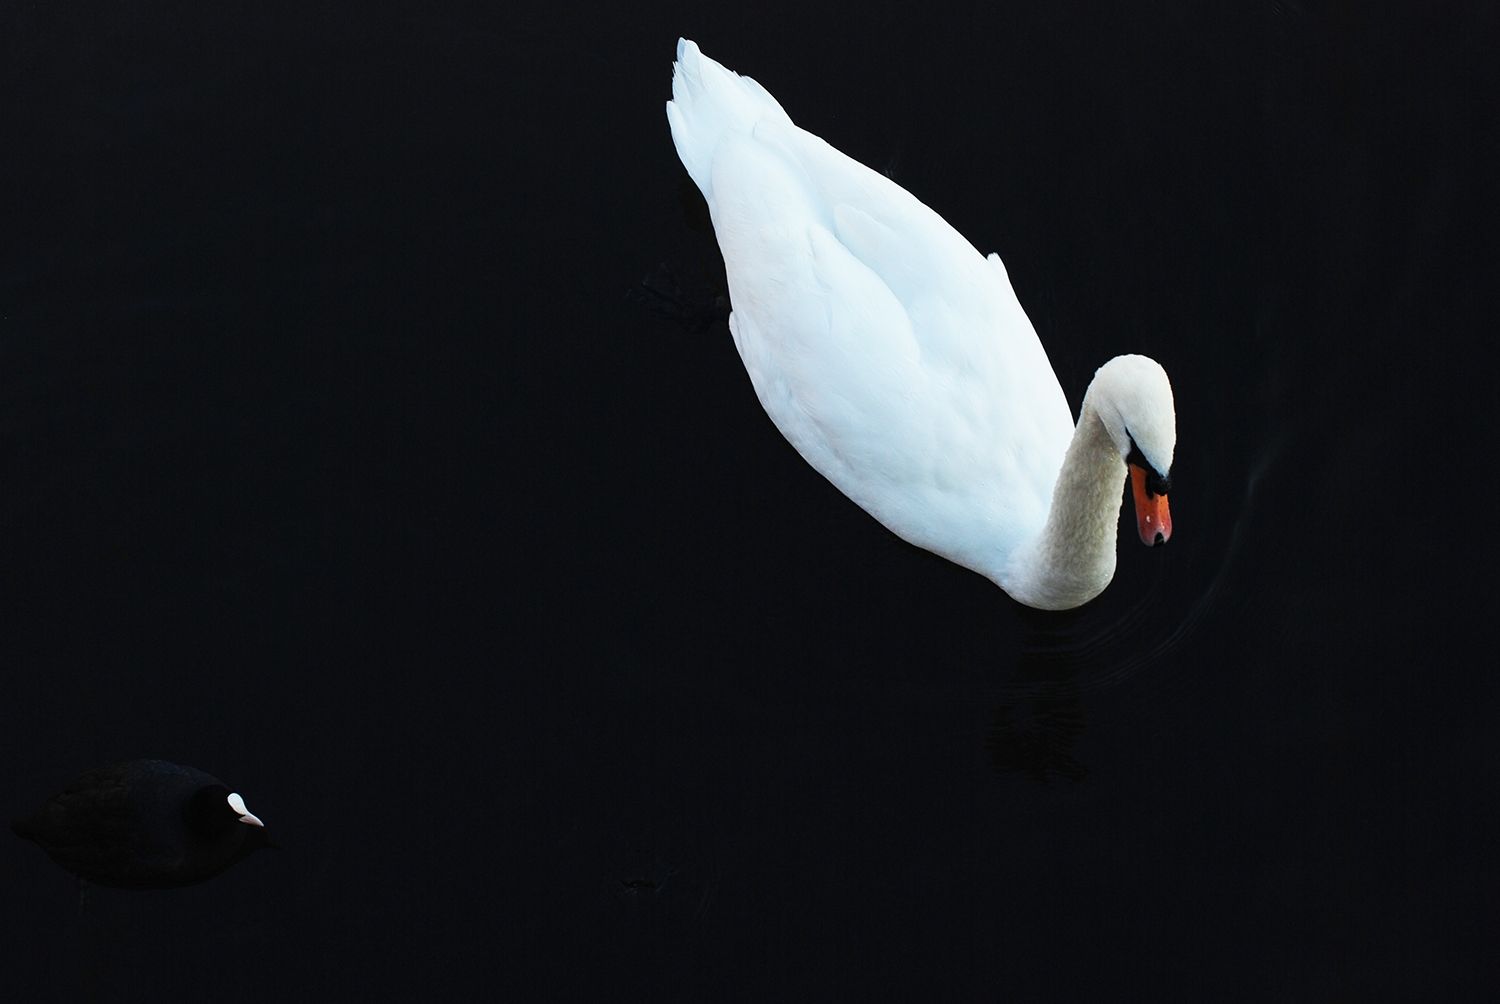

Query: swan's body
[666,40,1175,610]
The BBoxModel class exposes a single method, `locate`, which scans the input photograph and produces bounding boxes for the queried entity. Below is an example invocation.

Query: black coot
[11,760,275,889]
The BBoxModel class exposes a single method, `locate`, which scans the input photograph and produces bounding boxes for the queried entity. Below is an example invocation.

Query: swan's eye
[1125,436,1171,497]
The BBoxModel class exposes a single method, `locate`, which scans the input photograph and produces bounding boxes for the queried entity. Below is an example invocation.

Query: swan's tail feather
[667,38,791,200]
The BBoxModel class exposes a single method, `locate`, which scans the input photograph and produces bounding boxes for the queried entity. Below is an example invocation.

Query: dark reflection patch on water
[987,679,1088,785]
[986,605,1099,784]
[605,843,681,902]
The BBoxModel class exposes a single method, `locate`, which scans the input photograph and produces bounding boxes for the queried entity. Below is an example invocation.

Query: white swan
[666,40,1175,610]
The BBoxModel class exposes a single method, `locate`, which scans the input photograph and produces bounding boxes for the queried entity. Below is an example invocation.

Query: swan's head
[1088,355,1175,547]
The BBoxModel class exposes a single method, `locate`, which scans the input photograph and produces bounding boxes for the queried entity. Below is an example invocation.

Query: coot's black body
[11,760,273,890]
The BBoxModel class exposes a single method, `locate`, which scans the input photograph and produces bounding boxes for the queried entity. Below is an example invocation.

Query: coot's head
[184,784,264,838]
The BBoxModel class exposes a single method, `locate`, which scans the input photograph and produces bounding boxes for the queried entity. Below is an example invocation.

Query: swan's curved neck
[1004,392,1127,610]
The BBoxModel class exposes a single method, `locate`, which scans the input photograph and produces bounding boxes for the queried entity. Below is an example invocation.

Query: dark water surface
[2,2,1494,1000]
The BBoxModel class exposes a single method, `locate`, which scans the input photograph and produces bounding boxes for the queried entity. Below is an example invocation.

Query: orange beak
[1129,464,1172,547]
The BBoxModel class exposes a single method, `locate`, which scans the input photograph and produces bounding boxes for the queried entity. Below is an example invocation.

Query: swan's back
[667,39,1075,584]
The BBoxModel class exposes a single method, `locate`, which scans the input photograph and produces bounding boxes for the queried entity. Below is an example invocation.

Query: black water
[2,3,1494,1001]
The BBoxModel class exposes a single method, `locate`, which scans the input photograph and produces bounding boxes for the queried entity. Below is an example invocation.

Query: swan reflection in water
[984,521,1210,784]
[986,604,1122,785]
